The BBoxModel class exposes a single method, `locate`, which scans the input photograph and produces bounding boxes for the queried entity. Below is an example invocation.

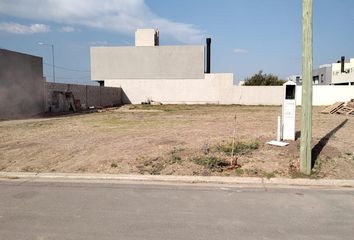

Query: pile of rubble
[321,100,354,115]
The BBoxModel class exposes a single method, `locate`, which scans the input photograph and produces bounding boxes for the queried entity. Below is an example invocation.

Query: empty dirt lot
[0,105,353,179]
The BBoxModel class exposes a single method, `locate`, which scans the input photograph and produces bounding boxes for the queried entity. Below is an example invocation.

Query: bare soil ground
[0,105,353,179]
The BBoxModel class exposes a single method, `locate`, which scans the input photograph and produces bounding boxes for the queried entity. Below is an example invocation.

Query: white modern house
[90,29,234,104]
[288,56,354,86]
[331,57,354,85]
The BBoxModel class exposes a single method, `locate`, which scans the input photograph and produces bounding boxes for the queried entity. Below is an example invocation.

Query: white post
[282,81,296,141]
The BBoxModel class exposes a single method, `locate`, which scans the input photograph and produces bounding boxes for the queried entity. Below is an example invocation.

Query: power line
[45,75,91,80]
[43,62,90,73]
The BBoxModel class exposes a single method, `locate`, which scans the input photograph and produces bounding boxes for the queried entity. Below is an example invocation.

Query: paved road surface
[0,179,353,240]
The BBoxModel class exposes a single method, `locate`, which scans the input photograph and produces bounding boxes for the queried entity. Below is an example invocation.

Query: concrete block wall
[100,86,122,107]
[45,82,122,112]
[86,85,100,108]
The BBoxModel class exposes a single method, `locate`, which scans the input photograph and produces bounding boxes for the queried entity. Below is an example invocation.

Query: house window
[320,74,324,83]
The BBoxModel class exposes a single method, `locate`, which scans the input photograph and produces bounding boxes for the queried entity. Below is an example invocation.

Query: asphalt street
[0,179,353,240]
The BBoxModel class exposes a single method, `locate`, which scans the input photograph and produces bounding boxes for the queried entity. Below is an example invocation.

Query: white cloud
[233,48,248,54]
[60,26,75,32]
[0,22,50,34]
[0,0,205,43]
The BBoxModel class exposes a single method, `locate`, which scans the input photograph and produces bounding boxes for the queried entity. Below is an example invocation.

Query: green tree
[243,71,285,86]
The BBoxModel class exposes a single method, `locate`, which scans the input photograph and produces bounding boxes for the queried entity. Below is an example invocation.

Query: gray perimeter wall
[45,82,122,112]
[0,49,44,119]
[91,46,205,80]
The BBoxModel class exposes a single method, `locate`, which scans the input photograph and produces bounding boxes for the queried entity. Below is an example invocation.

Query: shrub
[193,155,227,171]
[216,141,259,156]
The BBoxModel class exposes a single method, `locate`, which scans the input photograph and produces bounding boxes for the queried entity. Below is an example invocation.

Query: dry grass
[0,104,353,179]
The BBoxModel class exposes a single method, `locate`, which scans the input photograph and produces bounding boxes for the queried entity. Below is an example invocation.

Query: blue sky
[0,0,353,85]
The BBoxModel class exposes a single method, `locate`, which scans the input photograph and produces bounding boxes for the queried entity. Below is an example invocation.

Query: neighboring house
[331,57,354,85]
[288,56,354,86]
[312,64,332,85]
[90,29,233,104]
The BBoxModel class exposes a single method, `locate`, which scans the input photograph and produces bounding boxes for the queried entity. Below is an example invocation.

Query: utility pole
[300,0,313,175]
[51,44,56,83]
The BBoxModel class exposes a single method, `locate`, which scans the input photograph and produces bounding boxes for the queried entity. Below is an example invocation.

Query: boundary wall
[45,82,122,112]
[104,74,354,106]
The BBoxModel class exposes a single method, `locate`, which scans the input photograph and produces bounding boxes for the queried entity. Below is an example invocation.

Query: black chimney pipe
[206,38,211,74]
[341,56,345,73]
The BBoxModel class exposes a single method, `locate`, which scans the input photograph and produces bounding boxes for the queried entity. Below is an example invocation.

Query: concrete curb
[0,172,353,188]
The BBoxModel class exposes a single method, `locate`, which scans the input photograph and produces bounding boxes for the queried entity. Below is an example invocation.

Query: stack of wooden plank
[321,100,354,115]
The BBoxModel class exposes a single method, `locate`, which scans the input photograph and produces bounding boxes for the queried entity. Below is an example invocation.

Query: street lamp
[38,42,55,83]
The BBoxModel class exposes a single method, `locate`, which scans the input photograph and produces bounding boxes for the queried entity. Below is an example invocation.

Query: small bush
[245,168,259,176]
[202,142,210,155]
[263,171,276,179]
[216,141,259,156]
[111,163,118,168]
[137,157,165,175]
[193,155,227,172]
[170,147,183,164]
[235,168,244,176]
[21,166,36,172]
[171,154,181,164]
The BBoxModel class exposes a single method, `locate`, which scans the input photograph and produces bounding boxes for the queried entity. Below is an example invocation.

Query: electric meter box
[282,81,296,140]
